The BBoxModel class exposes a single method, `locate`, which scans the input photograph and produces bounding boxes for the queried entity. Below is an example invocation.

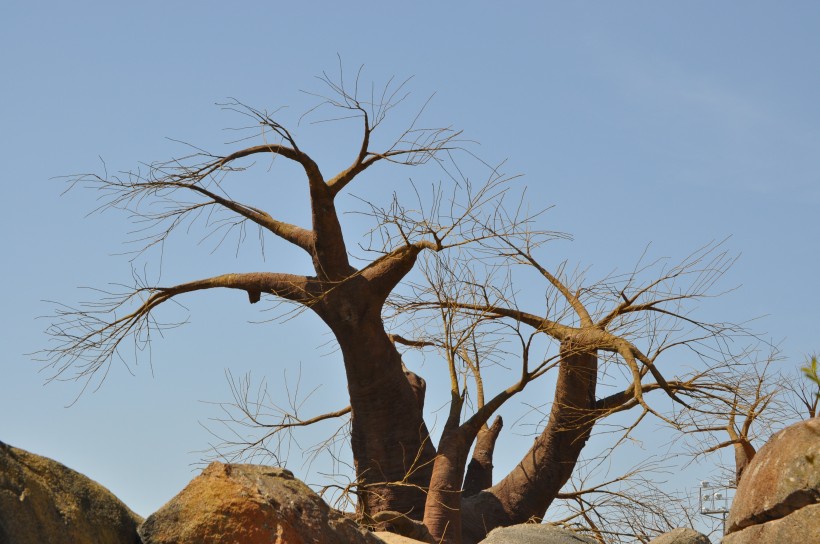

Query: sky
[2,1,819,532]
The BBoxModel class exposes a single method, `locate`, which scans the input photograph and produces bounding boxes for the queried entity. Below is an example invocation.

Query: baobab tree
[44,70,755,544]
[382,230,747,542]
[672,353,783,485]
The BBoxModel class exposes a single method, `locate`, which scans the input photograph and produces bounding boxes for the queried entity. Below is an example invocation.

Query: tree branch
[41,272,318,383]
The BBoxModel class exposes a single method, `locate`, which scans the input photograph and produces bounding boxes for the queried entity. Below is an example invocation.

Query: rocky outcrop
[647,527,711,544]
[723,503,820,543]
[0,440,142,544]
[138,462,382,544]
[478,523,597,543]
[723,417,820,543]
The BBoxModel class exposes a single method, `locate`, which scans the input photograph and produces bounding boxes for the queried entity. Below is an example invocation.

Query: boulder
[647,527,711,544]
[138,462,382,544]
[724,417,820,540]
[722,503,820,543]
[0,440,142,544]
[478,523,597,544]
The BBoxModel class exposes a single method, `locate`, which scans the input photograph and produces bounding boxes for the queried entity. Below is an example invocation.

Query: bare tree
[388,231,751,542]
[550,458,695,544]
[673,348,820,490]
[43,68,761,544]
[673,353,769,482]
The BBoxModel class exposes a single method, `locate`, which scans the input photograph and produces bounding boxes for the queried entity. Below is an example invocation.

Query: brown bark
[312,277,436,520]
[733,440,756,484]
[423,359,525,542]
[423,430,470,543]
[463,416,503,497]
[403,363,427,412]
[460,345,598,544]
[422,415,503,544]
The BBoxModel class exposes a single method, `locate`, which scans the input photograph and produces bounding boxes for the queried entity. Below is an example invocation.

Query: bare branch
[41,272,317,384]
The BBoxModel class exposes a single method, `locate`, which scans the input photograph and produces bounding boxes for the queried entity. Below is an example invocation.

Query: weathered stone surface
[722,502,820,544]
[373,531,429,544]
[138,462,382,544]
[478,523,597,544]
[0,440,142,544]
[647,527,711,544]
[725,417,820,535]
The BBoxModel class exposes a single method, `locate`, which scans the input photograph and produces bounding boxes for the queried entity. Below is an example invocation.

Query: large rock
[478,523,597,544]
[722,502,820,543]
[138,462,382,544]
[723,417,820,543]
[647,527,711,544]
[0,440,142,544]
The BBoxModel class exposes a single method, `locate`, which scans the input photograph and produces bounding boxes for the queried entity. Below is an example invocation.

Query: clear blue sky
[2,1,819,527]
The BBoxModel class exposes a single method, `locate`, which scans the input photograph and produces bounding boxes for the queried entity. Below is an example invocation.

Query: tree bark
[423,429,470,543]
[425,415,504,544]
[460,345,598,544]
[463,416,503,497]
[733,440,756,484]
[313,278,436,520]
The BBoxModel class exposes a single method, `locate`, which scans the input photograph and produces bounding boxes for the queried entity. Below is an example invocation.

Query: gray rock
[647,527,711,544]
[724,417,820,537]
[0,441,142,544]
[478,523,597,544]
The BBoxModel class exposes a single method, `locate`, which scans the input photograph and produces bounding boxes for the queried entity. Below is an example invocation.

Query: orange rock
[724,417,820,542]
[139,462,381,544]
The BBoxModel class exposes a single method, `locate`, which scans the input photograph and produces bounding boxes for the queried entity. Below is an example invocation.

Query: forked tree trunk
[314,270,600,541]
[421,416,504,543]
[460,346,599,544]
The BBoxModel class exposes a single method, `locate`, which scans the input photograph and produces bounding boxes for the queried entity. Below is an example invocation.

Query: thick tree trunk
[316,283,436,521]
[460,345,598,544]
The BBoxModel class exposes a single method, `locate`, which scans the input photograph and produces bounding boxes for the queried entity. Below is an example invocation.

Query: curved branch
[497,238,593,326]
[326,110,461,198]
[209,144,324,192]
[204,143,352,280]
[412,300,575,342]
[162,179,315,253]
[42,272,318,383]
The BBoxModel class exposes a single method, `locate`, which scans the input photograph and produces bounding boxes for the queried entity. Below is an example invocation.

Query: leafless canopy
[39,66,781,544]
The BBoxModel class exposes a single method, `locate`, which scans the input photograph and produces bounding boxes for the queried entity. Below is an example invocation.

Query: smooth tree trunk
[425,415,503,544]
[460,345,599,544]
[423,429,471,543]
[733,440,756,484]
[463,416,503,497]
[313,276,437,520]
